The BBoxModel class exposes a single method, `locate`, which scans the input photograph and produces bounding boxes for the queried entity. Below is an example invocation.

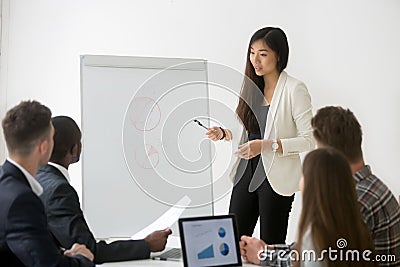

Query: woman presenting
[207,27,314,243]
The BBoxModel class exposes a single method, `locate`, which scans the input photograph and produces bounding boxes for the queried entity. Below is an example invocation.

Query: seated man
[36,115,172,264]
[240,106,400,266]
[0,100,94,266]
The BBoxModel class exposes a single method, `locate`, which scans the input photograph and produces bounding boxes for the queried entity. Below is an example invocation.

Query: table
[101,259,256,266]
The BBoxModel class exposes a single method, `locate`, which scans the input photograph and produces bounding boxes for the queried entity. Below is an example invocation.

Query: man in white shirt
[0,100,94,266]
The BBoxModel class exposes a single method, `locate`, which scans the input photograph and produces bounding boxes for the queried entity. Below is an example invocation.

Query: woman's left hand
[234,140,262,159]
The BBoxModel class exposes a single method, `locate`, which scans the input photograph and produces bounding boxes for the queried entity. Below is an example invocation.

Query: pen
[193,119,208,130]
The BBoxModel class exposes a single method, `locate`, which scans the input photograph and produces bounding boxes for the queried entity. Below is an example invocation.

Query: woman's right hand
[206,126,225,141]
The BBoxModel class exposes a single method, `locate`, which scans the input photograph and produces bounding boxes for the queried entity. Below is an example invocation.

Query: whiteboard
[81,55,213,238]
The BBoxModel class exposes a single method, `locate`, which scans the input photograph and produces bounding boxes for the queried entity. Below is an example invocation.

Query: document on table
[131,195,191,239]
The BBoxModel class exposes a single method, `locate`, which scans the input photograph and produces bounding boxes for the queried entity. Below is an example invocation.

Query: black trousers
[229,155,294,244]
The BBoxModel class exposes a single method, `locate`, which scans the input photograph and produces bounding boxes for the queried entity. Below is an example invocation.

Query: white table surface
[100,259,257,266]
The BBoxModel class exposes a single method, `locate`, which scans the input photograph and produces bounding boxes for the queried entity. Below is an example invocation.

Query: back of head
[301,147,359,231]
[2,100,52,157]
[51,116,81,162]
[311,106,363,163]
[296,148,376,267]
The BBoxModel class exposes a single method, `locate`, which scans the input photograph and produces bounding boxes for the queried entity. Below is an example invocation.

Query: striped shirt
[261,165,400,267]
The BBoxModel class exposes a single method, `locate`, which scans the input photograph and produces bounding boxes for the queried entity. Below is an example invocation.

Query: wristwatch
[271,139,279,152]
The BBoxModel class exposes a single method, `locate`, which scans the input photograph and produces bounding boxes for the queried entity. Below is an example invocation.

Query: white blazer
[229,71,315,196]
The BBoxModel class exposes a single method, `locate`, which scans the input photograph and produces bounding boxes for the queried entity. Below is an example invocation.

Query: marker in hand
[193,119,208,130]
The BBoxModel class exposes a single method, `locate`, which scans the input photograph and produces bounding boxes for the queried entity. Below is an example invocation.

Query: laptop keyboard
[156,248,182,259]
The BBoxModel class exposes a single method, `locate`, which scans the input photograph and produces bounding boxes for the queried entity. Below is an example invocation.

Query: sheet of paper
[131,195,191,239]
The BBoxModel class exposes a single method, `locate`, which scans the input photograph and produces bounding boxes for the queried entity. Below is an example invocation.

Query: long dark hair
[236,27,289,132]
[294,148,377,267]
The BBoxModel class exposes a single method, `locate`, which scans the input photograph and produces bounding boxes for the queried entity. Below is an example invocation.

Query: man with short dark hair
[240,106,400,266]
[36,116,172,264]
[0,100,94,266]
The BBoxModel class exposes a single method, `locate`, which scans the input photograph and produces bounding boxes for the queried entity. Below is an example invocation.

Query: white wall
[0,0,8,161]
[1,0,399,242]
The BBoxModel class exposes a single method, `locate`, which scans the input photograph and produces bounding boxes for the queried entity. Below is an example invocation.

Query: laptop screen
[178,215,242,267]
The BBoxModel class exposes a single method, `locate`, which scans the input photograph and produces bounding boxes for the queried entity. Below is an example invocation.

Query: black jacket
[36,164,150,264]
[0,160,94,266]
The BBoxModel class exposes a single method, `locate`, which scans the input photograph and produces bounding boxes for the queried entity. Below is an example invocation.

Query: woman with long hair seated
[240,147,378,267]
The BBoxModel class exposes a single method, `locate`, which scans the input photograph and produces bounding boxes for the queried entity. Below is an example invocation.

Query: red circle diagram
[134,144,160,169]
[128,97,161,132]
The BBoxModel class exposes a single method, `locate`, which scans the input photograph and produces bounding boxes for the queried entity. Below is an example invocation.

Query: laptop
[151,234,183,261]
[178,214,242,267]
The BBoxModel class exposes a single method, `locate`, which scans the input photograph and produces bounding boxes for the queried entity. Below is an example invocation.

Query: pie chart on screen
[219,243,229,256]
[218,227,226,238]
